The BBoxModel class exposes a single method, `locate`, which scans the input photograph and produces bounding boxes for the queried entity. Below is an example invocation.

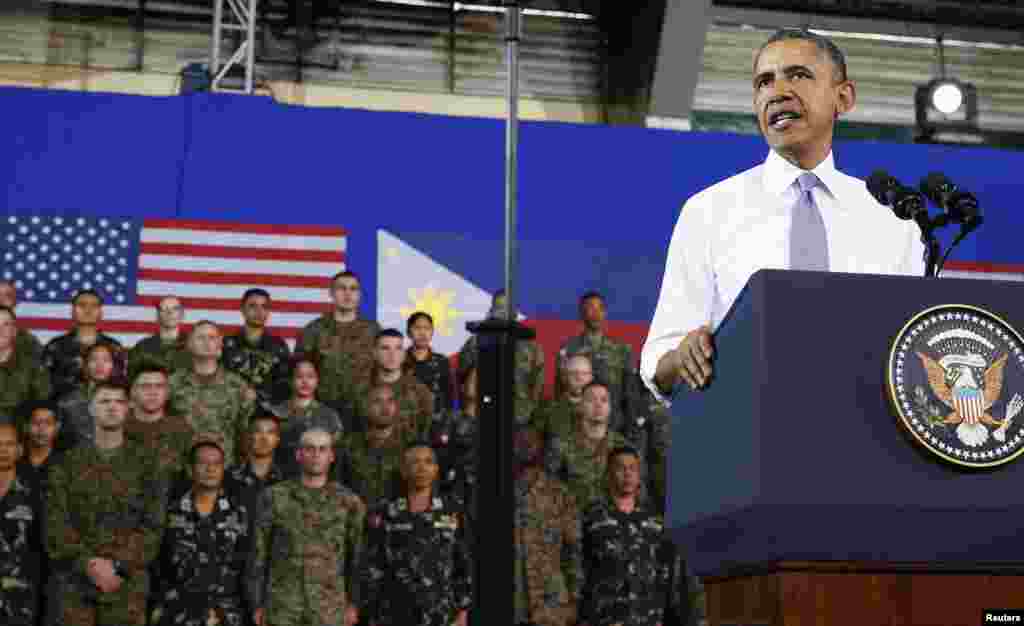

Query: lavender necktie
[789,172,829,271]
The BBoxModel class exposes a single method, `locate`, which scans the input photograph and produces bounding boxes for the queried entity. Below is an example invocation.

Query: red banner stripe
[139,242,345,263]
[142,219,347,237]
[136,295,330,314]
[137,269,331,289]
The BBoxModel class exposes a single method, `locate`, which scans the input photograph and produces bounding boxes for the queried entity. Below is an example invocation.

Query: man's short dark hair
[249,410,281,432]
[72,288,103,306]
[18,400,60,425]
[755,28,848,83]
[406,311,434,335]
[402,440,436,461]
[241,288,271,304]
[331,270,360,286]
[189,440,226,466]
[607,445,641,468]
[190,319,219,336]
[130,362,169,386]
[579,291,604,309]
[0,305,15,321]
[582,380,610,397]
[376,328,404,344]
[93,379,130,397]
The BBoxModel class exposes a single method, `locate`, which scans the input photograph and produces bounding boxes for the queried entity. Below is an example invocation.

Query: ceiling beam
[711,6,1024,47]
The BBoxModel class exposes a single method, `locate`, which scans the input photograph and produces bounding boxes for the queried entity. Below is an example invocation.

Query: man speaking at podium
[641,28,925,401]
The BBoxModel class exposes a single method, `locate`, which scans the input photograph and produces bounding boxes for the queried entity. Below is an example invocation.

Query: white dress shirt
[640,149,926,402]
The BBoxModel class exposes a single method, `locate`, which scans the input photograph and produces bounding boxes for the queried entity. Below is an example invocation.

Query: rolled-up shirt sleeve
[641,193,715,406]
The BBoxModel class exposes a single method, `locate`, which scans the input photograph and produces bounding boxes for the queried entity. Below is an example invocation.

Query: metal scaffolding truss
[210,0,257,93]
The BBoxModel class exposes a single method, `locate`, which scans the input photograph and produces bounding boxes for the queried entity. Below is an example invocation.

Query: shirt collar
[762,148,841,201]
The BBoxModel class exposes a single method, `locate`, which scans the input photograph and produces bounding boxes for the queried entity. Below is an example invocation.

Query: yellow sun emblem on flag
[400,287,462,337]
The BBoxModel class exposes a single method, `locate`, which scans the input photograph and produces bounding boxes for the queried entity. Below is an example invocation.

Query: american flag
[2,215,346,348]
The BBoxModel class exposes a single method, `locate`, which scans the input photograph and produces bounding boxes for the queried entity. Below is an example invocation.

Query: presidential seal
[888,304,1024,468]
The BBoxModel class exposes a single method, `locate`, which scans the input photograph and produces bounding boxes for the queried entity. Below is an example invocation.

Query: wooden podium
[666,271,1024,626]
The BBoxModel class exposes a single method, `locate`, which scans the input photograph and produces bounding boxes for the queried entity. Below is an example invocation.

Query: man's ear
[836,79,857,118]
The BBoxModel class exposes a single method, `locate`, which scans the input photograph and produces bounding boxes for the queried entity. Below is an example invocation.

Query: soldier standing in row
[579,447,671,626]
[47,381,164,626]
[16,401,63,492]
[546,382,632,510]
[226,412,286,501]
[168,321,255,466]
[0,306,50,419]
[0,422,44,626]
[513,427,582,626]
[457,291,545,425]
[124,364,194,489]
[362,442,473,626]
[557,292,636,423]
[253,428,365,626]
[533,354,593,442]
[271,357,345,479]
[0,280,43,365]
[127,297,191,379]
[350,330,434,440]
[336,385,404,510]
[299,271,380,414]
[151,438,257,626]
[223,289,292,406]
[42,289,121,400]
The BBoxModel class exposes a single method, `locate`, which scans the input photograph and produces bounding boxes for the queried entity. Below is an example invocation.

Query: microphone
[867,170,930,229]
[919,172,983,232]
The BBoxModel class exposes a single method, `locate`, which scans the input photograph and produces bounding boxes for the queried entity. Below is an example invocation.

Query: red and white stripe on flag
[954,391,984,425]
[18,219,345,349]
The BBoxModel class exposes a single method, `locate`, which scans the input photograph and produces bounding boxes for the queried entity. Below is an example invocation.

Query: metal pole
[245,0,258,94]
[211,0,224,79]
[504,1,521,318]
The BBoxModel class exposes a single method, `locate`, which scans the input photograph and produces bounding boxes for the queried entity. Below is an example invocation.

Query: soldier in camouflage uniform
[0,422,44,626]
[0,281,43,366]
[58,342,122,451]
[151,438,257,626]
[545,382,633,510]
[271,357,345,478]
[124,365,194,492]
[0,307,50,419]
[362,443,473,626]
[513,428,582,626]
[404,312,454,414]
[14,403,61,626]
[127,297,192,380]
[168,321,255,466]
[336,385,404,509]
[41,289,122,400]
[223,289,292,406]
[580,447,671,626]
[532,354,592,442]
[252,428,366,626]
[225,412,286,502]
[349,329,433,441]
[16,401,64,492]
[457,291,545,425]
[437,368,478,511]
[622,373,672,515]
[557,292,636,423]
[46,381,164,626]
[298,271,380,413]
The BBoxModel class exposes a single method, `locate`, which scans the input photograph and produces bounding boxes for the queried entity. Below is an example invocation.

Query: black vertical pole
[469,318,533,626]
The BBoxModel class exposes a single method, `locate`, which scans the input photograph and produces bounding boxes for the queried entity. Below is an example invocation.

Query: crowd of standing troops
[0,272,704,626]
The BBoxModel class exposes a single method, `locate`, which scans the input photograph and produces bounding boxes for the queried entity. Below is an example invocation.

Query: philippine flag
[376,230,658,396]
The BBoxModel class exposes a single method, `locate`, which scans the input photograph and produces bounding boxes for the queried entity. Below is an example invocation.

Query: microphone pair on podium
[867,171,983,277]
